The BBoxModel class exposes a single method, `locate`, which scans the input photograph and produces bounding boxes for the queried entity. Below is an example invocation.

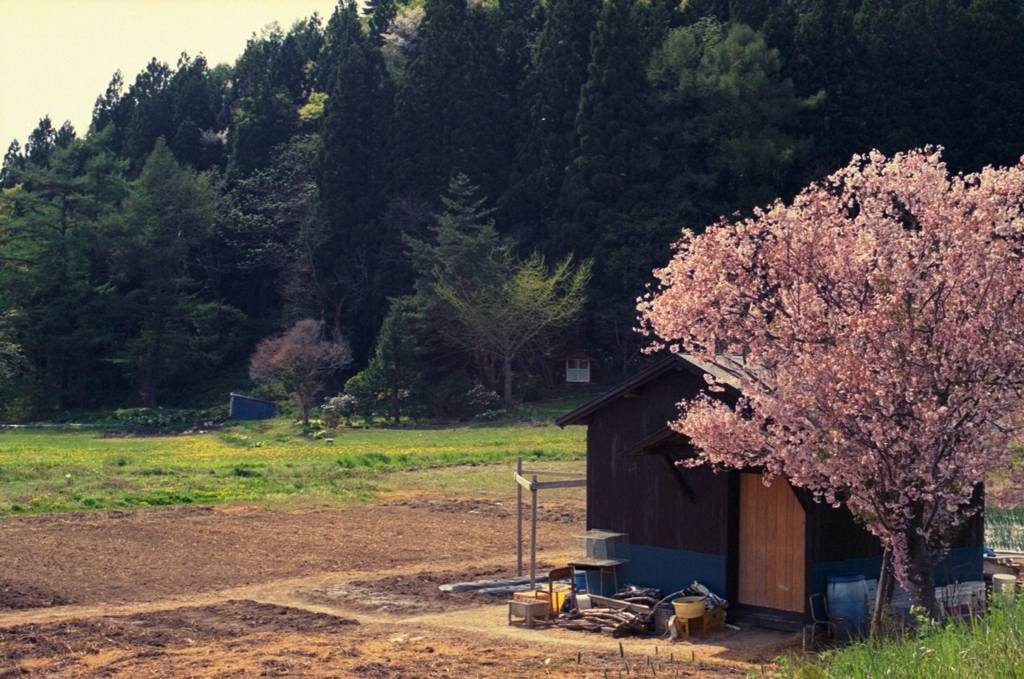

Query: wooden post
[516,457,523,577]
[530,474,538,589]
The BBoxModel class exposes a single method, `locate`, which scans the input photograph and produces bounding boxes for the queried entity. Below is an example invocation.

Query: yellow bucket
[673,596,707,619]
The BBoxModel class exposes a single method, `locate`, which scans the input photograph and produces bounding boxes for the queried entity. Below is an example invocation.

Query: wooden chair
[808,592,852,643]
[544,566,577,621]
[509,566,578,627]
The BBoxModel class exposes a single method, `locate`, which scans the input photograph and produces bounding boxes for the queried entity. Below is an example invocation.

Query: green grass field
[987,507,1024,553]
[0,398,589,516]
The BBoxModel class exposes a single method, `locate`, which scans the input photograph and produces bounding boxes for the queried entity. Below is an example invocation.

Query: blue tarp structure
[229,393,277,421]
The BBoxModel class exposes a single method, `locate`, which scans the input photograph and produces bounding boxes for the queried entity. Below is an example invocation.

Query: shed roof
[554,352,743,428]
[230,392,277,405]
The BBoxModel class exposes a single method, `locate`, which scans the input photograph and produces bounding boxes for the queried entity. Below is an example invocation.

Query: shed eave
[619,426,687,457]
[554,353,737,428]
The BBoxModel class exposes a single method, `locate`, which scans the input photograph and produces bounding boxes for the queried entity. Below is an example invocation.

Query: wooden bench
[508,599,550,628]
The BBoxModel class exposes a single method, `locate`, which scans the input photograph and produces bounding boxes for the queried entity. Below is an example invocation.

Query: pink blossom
[640,149,1024,609]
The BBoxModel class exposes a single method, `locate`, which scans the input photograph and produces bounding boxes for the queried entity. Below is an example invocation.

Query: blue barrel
[827,574,869,639]
[574,572,587,594]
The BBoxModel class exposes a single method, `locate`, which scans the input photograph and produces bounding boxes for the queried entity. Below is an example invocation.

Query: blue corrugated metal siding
[230,394,277,420]
[811,546,984,596]
[614,545,727,599]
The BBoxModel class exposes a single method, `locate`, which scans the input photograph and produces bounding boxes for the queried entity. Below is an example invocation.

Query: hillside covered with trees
[3,0,1024,420]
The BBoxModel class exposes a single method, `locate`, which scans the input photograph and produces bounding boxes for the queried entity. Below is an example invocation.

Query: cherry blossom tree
[639,149,1024,625]
[250,319,353,425]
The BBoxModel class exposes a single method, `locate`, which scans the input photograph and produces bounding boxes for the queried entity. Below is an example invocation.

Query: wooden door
[738,474,806,612]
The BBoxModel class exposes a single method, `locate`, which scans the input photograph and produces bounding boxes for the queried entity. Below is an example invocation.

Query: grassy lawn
[383,458,587,503]
[0,398,589,515]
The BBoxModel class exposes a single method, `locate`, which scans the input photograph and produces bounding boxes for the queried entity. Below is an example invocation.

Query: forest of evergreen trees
[2,0,1024,419]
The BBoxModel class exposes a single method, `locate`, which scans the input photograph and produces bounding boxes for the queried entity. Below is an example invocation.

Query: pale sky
[0,0,341,152]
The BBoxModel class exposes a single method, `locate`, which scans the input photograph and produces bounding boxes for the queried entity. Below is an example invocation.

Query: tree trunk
[142,303,162,408]
[302,401,311,425]
[870,545,896,637]
[142,376,158,408]
[142,343,159,408]
[503,355,513,405]
[483,351,497,392]
[393,386,401,425]
[907,528,941,620]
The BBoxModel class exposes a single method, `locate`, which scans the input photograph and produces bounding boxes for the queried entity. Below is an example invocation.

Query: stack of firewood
[612,586,661,608]
[552,608,651,637]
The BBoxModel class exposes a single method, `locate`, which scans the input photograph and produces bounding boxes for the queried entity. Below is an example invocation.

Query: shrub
[321,394,358,428]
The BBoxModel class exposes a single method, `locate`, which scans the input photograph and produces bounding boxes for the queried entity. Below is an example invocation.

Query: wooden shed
[564,354,596,384]
[555,353,984,629]
[229,393,277,421]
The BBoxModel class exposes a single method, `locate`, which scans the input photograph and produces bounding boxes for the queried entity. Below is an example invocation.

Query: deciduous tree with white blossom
[639,149,1024,627]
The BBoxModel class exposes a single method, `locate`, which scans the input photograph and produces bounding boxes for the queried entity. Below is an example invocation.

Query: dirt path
[0,499,794,677]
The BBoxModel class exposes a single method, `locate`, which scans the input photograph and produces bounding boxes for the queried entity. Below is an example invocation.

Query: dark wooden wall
[807,483,984,565]
[808,502,884,564]
[586,366,732,557]
[953,485,986,549]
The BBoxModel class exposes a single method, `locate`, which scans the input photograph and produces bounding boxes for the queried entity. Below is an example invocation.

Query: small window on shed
[566,358,591,383]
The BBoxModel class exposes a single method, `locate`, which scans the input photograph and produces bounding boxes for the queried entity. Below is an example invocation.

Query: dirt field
[0,487,794,678]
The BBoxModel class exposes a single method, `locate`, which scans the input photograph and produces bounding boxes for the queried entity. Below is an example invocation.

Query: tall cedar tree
[495,0,545,112]
[389,0,511,202]
[226,26,303,178]
[365,0,399,44]
[404,175,506,389]
[114,140,241,406]
[226,136,329,330]
[957,0,1024,170]
[1,141,27,189]
[91,70,131,157]
[361,301,419,424]
[500,0,600,232]
[788,0,868,172]
[166,55,225,171]
[122,60,176,170]
[318,0,397,362]
[553,0,653,304]
[0,131,128,413]
[319,1,392,234]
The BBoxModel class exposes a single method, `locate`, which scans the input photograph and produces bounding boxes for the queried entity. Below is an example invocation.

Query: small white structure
[565,355,594,383]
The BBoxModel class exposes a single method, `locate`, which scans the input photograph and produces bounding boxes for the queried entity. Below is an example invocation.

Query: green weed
[771,596,1024,679]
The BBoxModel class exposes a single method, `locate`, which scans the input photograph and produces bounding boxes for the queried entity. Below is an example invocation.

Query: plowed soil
[0,501,580,608]
[0,495,793,677]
